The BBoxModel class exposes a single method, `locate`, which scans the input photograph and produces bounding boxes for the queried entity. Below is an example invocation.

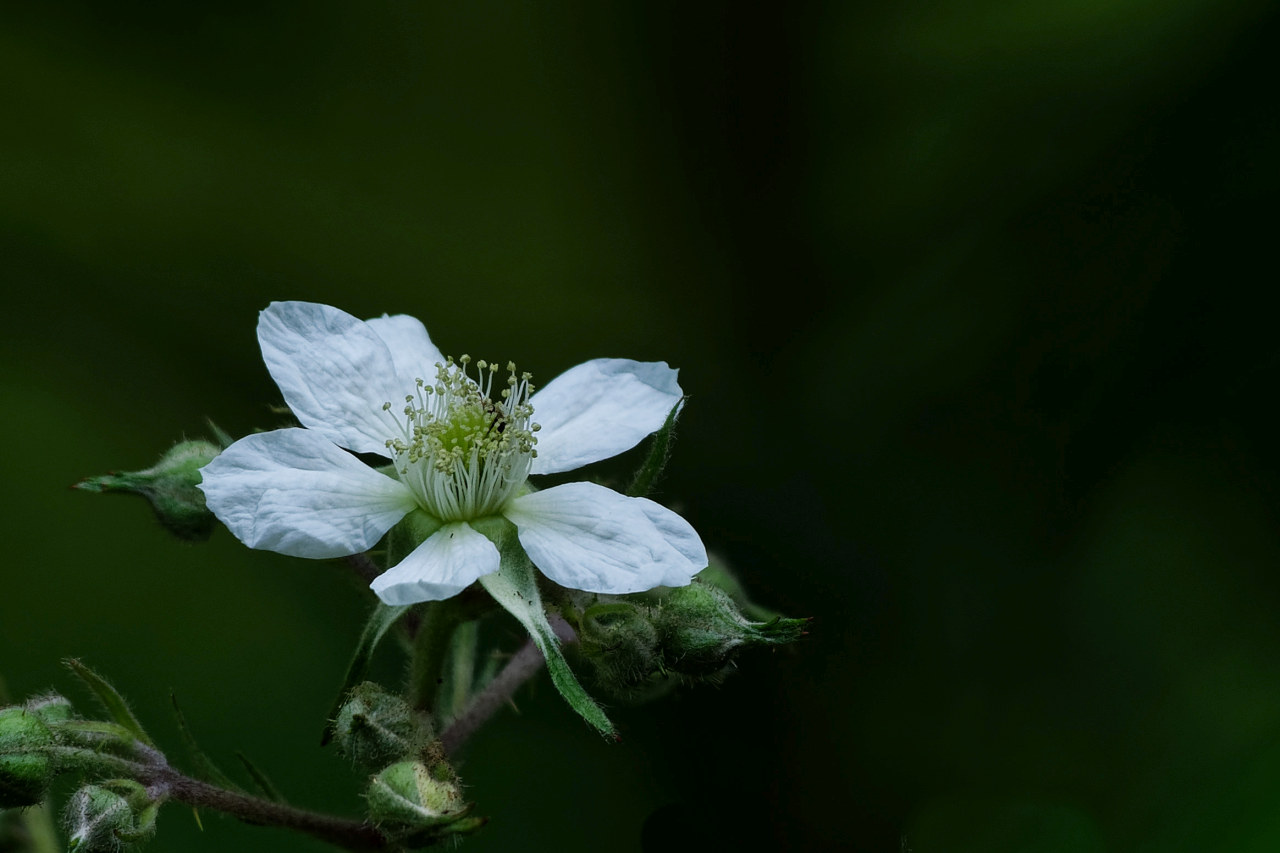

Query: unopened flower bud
[656,581,808,677]
[366,760,484,843]
[76,439,221,542]
[576,601,663,697]
[333,683,433,771]
[0,707,56,808]
[65,780,159,852]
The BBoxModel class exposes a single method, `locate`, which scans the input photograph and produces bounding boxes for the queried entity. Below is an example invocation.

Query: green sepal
[205,419,236,450]
[121,798,161,843]
[322,602,411,745]
[169,693,242,792]
[478,541,615,739]
[235,752,287,803]
[51,720,145,757]
[63,660,154,748]
[626,397,686,498]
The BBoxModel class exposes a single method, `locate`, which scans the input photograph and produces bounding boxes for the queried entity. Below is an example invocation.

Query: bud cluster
[332,683,483,845]
[2,689,166,853]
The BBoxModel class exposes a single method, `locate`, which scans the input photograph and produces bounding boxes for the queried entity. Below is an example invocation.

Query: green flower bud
[333,683,433,771]
[64,780,159,852]
[655,581,808,678]
[366,760,483,844]
[576,601,665,698]
[75,439,221,542]
[0,707,56,808]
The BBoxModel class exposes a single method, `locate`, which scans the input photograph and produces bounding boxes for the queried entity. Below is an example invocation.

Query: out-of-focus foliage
[2,2,1278,851]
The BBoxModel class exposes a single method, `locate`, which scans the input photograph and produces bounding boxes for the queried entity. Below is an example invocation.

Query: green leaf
[63,659,154,748]
[235,752,286,803]
[170,693,241,791]
[626,397,686,498]
[478,544,615,738]
[322,602,411,745]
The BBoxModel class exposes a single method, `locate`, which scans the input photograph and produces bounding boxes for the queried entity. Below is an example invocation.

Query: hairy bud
[366,760,484,844]
[655,581,809,678]
[333,682,433,771]
[65,780,159,852]
[76,439,221,542]
[575,601,664,698]
[0,707,56,808]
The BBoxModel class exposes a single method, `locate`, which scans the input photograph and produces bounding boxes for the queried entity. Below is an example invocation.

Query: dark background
[4,2,1280,851]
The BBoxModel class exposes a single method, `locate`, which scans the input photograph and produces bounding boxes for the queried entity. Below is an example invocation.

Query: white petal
[505,481,707,593]
[529,358,683,475]
[258,301,409,455]
[370,522,499,604]
[365,313,447,394]
[635,499,708,587]
[198,428,417,559]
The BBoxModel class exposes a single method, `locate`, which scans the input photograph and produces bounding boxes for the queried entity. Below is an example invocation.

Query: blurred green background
[3,2,1280,851]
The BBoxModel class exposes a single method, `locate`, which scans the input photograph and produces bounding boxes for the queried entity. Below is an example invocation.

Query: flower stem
[407,600,466,714]
[47,747,390,852]
[440,615,577,754]
[153,769,388,851]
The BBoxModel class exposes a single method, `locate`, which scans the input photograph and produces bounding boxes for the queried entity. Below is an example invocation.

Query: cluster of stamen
[382,355,539,521]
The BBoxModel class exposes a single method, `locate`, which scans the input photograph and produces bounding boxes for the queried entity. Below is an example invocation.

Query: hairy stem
[48,746,390,853]
[408,600,466,713]
[152,768,388,851]
[440,615,577,754]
